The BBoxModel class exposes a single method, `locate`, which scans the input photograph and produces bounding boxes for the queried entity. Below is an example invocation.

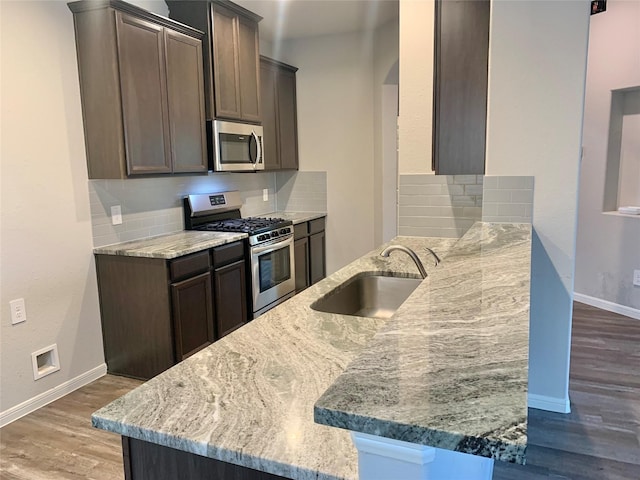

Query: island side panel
[95,254,175,379]
[123,436,289,480]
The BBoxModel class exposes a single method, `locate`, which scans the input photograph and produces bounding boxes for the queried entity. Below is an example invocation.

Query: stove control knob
[280,228,289,235]
[271,231,279,238]
[258,234,267,241]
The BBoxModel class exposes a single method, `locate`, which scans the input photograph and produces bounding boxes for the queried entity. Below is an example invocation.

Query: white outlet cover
[10,298,26,325]
[263,189,269,201]
[634,270,640,287]
[111,205,123,225]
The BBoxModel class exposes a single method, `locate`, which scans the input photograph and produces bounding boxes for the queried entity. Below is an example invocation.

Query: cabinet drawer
[169,251,211,281]
[294,223,308,240]
[212,241,245,268]
[309,217,325,235]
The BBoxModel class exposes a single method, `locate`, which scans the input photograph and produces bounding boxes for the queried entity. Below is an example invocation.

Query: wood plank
[0,376,142,480]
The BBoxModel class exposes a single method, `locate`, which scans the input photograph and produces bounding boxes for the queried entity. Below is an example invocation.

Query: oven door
[251,235,295,316]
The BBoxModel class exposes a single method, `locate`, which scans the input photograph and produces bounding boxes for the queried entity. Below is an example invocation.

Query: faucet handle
[425,247,441,266]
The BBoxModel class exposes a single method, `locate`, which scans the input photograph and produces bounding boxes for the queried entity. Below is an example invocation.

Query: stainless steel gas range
[183,191,295,318]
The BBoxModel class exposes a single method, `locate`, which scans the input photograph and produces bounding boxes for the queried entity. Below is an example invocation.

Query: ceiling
[233,0,399,42]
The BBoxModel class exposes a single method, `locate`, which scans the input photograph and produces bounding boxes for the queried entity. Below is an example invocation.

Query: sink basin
[310,273,422,319]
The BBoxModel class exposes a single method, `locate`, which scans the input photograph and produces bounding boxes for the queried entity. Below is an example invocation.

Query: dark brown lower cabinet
[213,259,247,338]
[123,437,286,480]
[95,241,248,380]
[171,271,214,361]
[309,231,326,285]
[293,217,326,293]
[294,236,310,293]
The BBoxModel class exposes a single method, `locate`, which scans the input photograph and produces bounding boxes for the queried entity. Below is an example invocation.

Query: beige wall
[575,0,640,311]
[486,0,590,411]
[398,0,435,174]
[373,19,400,246]
[278,31,377,274]
[0,0,170,421]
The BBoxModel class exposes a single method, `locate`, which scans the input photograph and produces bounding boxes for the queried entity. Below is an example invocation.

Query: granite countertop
[93,231,247,259]
[314,223,532,465]
[256,211,326,225]
[92,223,531,478]
[91,236,456,480]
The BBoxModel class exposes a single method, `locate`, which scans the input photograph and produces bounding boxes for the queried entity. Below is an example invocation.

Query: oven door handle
[252,235,293,254]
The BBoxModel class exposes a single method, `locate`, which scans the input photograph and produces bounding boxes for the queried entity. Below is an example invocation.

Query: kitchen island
[92,223,531,479]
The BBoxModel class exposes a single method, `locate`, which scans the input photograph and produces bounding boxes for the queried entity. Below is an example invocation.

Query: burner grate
[194,217,288,234]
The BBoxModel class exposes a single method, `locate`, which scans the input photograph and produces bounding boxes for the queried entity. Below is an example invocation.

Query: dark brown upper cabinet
[432,0,489,175]
[68,0,207,179]
[260,56,299,170]
[167,0,262,124]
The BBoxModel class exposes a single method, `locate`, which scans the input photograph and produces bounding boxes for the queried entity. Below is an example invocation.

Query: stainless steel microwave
[209,120,264,172]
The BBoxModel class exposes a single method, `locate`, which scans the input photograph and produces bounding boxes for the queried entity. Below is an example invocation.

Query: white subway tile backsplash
[510,189,535,204]
[453,175,478,185]
[463,184,484,196]
[398,174,483,238]
[275,171,327,212]
[481,175,534,224]
[89,171,327,247]
[483,189,512,203]
[497,176,535,189]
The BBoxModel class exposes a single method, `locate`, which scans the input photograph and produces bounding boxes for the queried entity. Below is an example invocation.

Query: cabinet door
[260,60,279,170]
[237,15,261,123]
[213,260,247,338]
[277,68,298,170]
[294,237,310,293]
[433,0,489,175]
[115,12,171,174]
[211,4,241,120]
[165,29,208,173]
[309,231,326,286]
[171,272,215,360]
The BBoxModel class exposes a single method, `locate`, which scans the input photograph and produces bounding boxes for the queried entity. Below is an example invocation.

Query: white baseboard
[528,393,571,413]
[0,363,107,428]
[573,293,640,320]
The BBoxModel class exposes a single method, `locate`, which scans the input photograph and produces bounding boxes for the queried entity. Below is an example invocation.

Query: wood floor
[1,302,638,480]
[0,375,142,480]
[494,302,640,480]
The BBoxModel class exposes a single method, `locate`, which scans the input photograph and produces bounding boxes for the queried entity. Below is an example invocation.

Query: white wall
[279,31,376,274]
[372,18,399,246]
[486,0,590,411]
[575,0,640,311]
[398,0,435,175]
[0,0,169,422]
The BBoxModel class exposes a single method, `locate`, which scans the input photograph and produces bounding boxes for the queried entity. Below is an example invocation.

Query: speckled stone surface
[91,236,455,480]
[92,231,247,259]
[256,211,327,224]
[314,223,532,465]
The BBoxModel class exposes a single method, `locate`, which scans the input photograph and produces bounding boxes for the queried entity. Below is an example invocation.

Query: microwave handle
[251,130,263,166]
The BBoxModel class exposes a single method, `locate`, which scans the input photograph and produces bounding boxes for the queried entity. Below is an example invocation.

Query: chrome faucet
[425,247,441,266]
[380,245,429,279]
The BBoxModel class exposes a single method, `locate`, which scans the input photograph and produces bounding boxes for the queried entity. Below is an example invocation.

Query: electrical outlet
[111,205,122,225]
[634,270,640,287]
[263,189,268,201]
[10,298,26,325]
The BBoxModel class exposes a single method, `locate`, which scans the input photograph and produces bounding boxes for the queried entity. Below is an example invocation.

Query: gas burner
[194,217,289,235]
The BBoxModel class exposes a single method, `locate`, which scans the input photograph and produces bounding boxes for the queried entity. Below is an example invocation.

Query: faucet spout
[380,245,428,279]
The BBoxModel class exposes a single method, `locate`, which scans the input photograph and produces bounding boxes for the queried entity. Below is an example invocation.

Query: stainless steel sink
[310,273,422,319]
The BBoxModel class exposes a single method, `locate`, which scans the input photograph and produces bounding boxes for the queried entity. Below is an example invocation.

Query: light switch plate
[111,205,122,225]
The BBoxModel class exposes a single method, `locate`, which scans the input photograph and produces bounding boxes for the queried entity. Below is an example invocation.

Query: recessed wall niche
[603,86,640,213]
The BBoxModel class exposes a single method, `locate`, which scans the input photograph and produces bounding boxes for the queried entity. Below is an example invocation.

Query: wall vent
[31,344,60,380]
